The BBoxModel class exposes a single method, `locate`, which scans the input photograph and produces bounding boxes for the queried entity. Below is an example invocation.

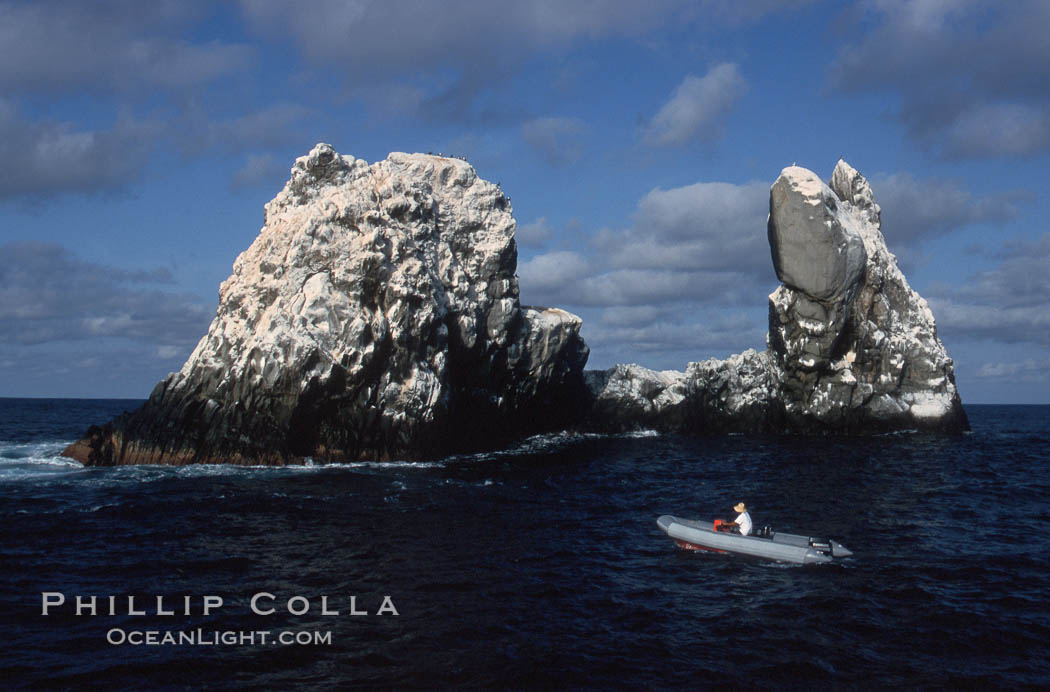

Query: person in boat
[719,502,753,536]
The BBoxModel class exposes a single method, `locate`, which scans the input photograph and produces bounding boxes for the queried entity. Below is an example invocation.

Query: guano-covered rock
[584,160,968,434]
[64,144,589,465]
[64,152,968,467]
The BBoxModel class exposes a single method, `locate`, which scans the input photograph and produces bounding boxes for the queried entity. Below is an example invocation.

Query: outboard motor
[830,540,853,558]
[809,537,854,558]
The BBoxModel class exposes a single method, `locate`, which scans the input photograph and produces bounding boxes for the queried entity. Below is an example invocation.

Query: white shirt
[736,511,753,536]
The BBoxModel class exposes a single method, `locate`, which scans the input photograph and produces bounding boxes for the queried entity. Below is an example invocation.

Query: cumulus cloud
[240,0,692,72]
[869,171,1030,267]
[928,299,1050,347]
[0,100,160,198]
[955,233,1050,310]
[238,1,787,121]
[516,176,775,366]
[927,232,1050,346]
[239,0,696,121]
[0,3,312,199]
[829,0,1050,158]
[515,165,1043,369]
[601,180,769,272]
[976,358,1050,382]
[521,117,587,166]
[643,64,746,147]
[586,308,764,358]
[0,340,195,398]
[519,177,771,307]
[943,103,1050,159]
[518,251,593,302]
[239,0,686,121]
[874,173,1025,241]
[0,242,212,347]
[0,98,314,198]
[0,1,252,93]
[239,0,804,67]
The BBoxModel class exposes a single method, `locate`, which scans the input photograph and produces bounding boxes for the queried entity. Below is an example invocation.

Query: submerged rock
[585,160,968,434]
[64,144,588,465]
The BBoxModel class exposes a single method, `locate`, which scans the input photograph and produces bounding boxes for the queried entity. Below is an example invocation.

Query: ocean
[2,398,1048,689]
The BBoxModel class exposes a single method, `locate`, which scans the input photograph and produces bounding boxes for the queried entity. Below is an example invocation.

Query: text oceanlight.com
[106,629,333,646]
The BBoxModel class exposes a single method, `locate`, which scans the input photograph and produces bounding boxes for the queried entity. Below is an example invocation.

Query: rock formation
[64,151,967,467]
[587,160,969,434]
[64,144,588,465]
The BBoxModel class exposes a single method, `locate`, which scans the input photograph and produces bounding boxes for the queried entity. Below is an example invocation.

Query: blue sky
[1,0,1047,403]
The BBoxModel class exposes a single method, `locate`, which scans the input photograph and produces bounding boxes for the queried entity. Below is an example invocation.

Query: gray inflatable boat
[657,515,853,564]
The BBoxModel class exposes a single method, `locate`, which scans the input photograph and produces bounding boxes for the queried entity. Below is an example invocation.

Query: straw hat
[733,502,747,513]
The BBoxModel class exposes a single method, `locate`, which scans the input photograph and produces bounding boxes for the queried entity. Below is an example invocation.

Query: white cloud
[238,2,794,122]
[514,165,1047,372]
[870,171,1029,269]
[0,98,315,198]
[518,250,592,304]
[586,310,762,354]
[240,0,694,72]
[0,3,313,200]
[515,175,777,365]
[0,1,252,93]
[571,303,767,370]
[955,233,1050,309]
[976,358,1050,382]
[869,0,972,31]
[518,176,773,309]
[830,0,1050,158]
[573,269,720,307]
[929,299,1050,345]
[606,180,769,271]
[0,100,160,198]
[643,64,747,147]
[0,242,212,347]
[927,232,1050,347]
[944,103,1050,158]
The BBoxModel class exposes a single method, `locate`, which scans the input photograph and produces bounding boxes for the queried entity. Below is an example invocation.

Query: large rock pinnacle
[587,159,968,434]
[64,144,589,465]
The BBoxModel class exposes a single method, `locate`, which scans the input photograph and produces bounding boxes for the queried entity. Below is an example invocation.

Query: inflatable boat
[656,515,853,564]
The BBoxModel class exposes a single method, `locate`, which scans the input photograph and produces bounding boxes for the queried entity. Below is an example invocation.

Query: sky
[0,0,1048,404]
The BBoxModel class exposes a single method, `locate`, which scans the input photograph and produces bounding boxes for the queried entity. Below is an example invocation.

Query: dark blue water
[2,399,1049,689]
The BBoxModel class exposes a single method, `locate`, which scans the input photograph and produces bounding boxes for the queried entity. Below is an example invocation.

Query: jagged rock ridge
[587,160,968,433]
[64,144,588,465]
